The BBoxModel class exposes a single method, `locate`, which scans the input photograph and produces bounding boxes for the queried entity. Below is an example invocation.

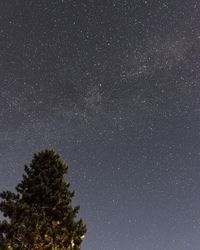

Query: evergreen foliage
[0,150,86,250]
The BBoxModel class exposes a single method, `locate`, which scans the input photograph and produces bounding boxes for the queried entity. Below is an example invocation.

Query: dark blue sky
[0,1,200,249]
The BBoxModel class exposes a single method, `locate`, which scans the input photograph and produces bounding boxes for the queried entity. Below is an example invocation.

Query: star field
[0,1,200,249]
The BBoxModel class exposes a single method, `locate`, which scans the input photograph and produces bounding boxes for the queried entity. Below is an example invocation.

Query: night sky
[0,0,200,249]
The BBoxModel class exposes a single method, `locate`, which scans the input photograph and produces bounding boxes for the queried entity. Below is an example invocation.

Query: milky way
[0,1,200,249]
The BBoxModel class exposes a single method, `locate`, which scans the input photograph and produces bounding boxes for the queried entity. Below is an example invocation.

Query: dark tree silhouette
[0,149,86,250]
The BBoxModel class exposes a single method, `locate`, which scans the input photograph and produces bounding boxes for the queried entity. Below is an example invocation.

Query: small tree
[0,149,86,250]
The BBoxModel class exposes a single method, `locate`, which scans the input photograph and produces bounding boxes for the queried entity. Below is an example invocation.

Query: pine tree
[0,149,86,250]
